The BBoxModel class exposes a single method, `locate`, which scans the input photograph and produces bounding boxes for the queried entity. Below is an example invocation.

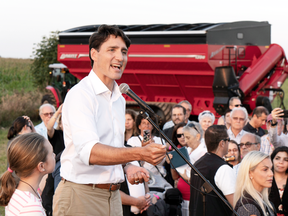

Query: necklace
[19,179,41,199]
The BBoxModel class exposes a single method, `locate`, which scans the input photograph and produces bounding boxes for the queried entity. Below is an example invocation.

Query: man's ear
[196,133,201,141]
[90,48,98,63]
[256,143,261,151]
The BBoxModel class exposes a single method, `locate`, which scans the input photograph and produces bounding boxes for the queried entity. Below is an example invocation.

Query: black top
[163,126,174,141]
[269,177,288,215]
[189,152,233,216]
[243,122,266,137]
[48,130,65,160]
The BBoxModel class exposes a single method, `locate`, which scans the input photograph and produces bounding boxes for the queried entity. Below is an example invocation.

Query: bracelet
[168,146,172,151]
[153,194,160,200]
[271,122,278,127]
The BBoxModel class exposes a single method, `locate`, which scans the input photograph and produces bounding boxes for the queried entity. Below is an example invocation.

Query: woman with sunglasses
[234,151,275,216]
[170,122,206,216]
[269,146,288,215]
[198,110,215,135]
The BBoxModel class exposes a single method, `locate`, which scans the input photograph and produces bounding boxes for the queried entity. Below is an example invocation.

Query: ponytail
[7,126,17,140]
[0,170,16,206]
[7,117,27,140]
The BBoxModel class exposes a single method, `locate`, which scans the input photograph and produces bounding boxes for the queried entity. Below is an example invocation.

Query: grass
[0,128,8,215]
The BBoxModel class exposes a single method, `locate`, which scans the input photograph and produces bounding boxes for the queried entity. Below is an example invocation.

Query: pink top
[5,189,46,216]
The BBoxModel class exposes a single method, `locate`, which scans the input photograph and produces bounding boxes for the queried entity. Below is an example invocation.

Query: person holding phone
[127,114,167,177]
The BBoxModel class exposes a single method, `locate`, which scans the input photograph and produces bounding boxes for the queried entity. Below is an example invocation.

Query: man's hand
[271,107,284,124]
[124,164,150,184]
[165,153,173,164]
[141,143,166,165]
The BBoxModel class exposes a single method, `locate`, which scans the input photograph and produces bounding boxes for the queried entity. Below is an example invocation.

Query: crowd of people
[0,24,288,216]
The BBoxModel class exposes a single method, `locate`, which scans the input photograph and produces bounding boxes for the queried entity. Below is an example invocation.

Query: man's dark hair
[172,105,186,116]
[252,106,269,118]
[205,125,228,152]
[89,24,131,67]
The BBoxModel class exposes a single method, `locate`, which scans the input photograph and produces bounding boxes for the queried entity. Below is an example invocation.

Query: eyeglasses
[42,112,55,117]
[228,148,238,153]
[187,123,200,133]
[234,104,243,107]
[176,133,184,138]
[232,117,245,122]
[26,123,32,130]
[238,142,259,148]
[222,137,230,142]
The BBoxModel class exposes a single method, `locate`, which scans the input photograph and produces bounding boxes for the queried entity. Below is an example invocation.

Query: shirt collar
[88,70,121,101]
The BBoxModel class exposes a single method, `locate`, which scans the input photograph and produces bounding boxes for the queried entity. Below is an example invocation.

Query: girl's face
[273,151,288,174]
[42,140,56,174]
[125,114,135,130]
[176,127,186,146]
[138,119,153,135]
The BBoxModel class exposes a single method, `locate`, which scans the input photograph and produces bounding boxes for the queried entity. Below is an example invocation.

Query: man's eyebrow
[107,46,128,51]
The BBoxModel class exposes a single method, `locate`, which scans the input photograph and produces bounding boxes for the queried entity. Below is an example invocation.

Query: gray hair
[230,107,248,121]
[183,121,203,140]
[198,110,215,124]
[178,100,192,111]
[39,103,56,115]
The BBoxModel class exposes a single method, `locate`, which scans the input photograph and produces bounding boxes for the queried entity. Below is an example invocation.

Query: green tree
[30,31,59,88]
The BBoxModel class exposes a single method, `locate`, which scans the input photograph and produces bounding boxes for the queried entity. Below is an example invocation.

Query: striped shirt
[5,189,46,216]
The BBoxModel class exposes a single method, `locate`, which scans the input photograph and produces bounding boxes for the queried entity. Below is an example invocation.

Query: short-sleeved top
[48,129,65,157]
[60,70,125,184]
[5,189,46,216]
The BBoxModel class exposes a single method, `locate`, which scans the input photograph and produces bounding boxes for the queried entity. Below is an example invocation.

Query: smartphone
[282,110,288,118]
[143,130,151,142]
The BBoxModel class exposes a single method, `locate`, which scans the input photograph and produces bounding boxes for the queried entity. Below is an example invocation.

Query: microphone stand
[139,110,239,216]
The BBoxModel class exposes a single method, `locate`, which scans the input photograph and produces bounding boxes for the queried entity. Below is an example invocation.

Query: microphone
[119,83,155,115]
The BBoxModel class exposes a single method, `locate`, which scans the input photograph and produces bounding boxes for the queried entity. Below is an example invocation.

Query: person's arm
[225,194,234,207]
[119,191,150,212]
[47,104,62,138]
[269,108,286,148]
[89,143,166,166]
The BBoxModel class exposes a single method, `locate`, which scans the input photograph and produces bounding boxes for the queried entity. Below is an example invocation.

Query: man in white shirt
[35,103,56,139]
[189,125,236,216]
[227,107,248,143]
[53,25,166,216]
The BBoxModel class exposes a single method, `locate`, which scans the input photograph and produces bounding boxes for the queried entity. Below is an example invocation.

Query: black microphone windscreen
[119,83,129,94]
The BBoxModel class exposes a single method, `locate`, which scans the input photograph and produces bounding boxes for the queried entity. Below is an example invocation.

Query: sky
[1,0,288,59]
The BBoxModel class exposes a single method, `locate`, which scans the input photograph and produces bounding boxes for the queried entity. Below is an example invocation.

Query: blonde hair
[234,151,273,214]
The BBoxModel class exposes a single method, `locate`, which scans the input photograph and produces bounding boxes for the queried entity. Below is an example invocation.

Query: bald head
[239,133,261,158]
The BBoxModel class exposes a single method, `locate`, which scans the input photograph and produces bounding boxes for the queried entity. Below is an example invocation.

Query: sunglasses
[234,104,243,107]
[238,142,259,148]
[26,123,32,130]
[187,123,200,133]
[201,111,212,116]
[42,112,55,117]
[222,137,230,142]
[176,133,184,138]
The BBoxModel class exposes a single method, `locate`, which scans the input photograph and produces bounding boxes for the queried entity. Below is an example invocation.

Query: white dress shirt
[60,70,125,184]
[35,122,48,139]
[227,128,246,144]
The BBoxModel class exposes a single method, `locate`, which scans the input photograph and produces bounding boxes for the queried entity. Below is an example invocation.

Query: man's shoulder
[35,122,45,129]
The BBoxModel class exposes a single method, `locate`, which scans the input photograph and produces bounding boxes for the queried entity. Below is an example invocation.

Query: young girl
[0,133,55,215]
